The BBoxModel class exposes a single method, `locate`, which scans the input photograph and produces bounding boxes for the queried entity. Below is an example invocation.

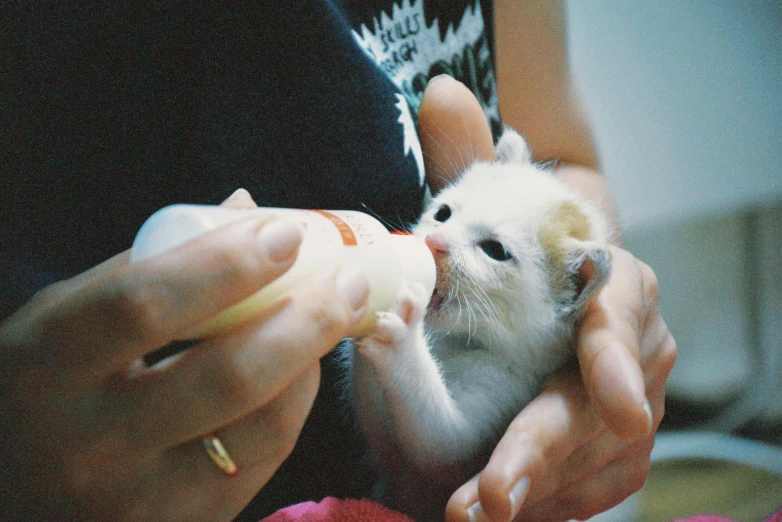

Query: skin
[0,191,371,520]
[418,3,678,518]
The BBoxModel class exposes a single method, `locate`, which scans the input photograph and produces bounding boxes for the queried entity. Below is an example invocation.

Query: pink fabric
[261,499,781,522]
[261,497,413,522]
[763,507,782,522]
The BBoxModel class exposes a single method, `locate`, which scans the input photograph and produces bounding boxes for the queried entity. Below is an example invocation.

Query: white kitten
[346,129,612,520]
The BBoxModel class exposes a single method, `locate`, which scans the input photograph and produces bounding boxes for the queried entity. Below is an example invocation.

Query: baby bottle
[131,205,436,338]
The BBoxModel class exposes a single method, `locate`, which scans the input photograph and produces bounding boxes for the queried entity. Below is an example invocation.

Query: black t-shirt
[2,1,499,518]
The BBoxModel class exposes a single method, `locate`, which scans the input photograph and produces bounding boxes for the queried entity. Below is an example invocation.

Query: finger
[493,383,662,522]
[418,75,496,194]
[518,429,653,516]
[516,451,651,522]
[637,262,678,390]
[221,188,258,209]
[576,334,650,441]
[124,266,370,447]
[506,379,665,522]
[159,367,321,521]
[42,216,305,376]
[446,474,480,522]
[64,188,257,293]
[207,364,320,475]
[576,248,652,440]
[452,373,602,522]
[512,387,663,520]
[547,383,662,484]
[643,324,678,394]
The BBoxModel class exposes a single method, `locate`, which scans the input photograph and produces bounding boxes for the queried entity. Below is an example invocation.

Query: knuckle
[211,231,286,291]
[205,357,260,409]
[106,274,170,342]
[640,262,660,305]
[663,333,678,362]
[304,298,352,339]
[658,333,678,379]
[213,244,265,287]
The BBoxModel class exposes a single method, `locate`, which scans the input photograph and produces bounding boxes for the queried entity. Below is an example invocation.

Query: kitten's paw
[356,311,408,357]
[355,283,429,359]
[393,282,430,327]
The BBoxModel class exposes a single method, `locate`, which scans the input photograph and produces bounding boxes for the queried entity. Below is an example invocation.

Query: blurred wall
[566,1,781,428]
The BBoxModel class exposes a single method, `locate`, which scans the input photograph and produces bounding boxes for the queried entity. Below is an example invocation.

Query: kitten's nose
[425,233,449,257]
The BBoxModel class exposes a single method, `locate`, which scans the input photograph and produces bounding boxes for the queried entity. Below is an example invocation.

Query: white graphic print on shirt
[352,0,500,186]
[394,93,425,186]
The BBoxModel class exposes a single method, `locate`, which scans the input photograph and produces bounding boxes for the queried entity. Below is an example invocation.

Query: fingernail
[508,476,530,519]
[427,73,454,87]
[466,501,491,522]
[335,266,370,312]
[223,188,251,204]
[256,219,303,263]
[599,344,646,410]
[643,398,653,431]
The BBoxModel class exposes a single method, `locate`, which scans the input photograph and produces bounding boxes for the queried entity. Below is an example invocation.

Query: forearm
[493,1,621,244]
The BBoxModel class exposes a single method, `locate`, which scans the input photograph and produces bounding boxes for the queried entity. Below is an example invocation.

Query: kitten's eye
[434,204,451,222]
[478,240,513,261]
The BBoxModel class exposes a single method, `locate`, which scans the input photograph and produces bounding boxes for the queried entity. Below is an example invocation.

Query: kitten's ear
[555,243,612,317]
[496,127,532,164]
[543,201,611,316]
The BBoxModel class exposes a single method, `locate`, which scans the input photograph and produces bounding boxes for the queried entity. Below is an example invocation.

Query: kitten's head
[414,128,612,341]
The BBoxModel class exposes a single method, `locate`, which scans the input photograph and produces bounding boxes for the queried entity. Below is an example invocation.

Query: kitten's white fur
[346,129,612,520]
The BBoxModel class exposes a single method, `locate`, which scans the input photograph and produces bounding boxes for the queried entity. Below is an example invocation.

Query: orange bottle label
[310,210,358,246]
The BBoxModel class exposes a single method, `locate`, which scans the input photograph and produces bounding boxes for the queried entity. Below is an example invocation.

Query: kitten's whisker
[453,281,462,327]
[446,295,459,338]
[450,281,465,337]
[421,150,456,187]
[467,299,478,344]
[470,288,491,324]
[461,114,477,167]
[465,297,472,341]
[469,286,483,336]
[472,282,499,324]
[472,292,491,330]
[359,203,409,232]
[460,271,500,328]
[422,126,459,179]
[429,120,468,173]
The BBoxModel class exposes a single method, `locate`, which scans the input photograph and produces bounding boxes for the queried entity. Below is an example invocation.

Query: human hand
[446,246,676,521]
[417,75,677,521]
[0,190,370,521]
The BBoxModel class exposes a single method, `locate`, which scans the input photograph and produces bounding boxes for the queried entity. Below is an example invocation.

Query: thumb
[75,188,259,287]
[221,188,258,209]
[418,75,496,194]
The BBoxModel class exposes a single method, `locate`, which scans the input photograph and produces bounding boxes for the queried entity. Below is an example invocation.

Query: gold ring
[203,433,239,476]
